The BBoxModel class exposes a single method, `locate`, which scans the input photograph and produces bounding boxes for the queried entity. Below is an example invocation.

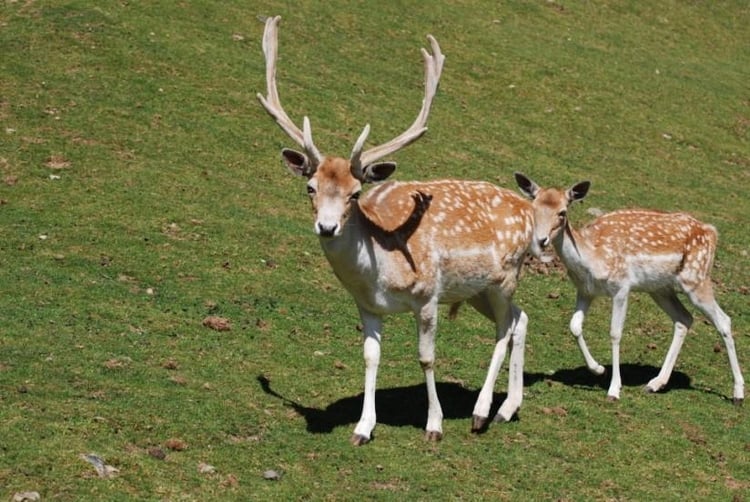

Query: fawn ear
[514,172,539,199]
[568,181,590,203]
[361,162,397,183]
[282,148,315,178]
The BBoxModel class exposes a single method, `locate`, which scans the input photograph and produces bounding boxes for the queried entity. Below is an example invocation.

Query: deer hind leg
[683,281,745,404]
[570,293,605,375]
[416,299,444,441]
[645,291,693,394]
[351,308,383,446]
[606,290,630,401]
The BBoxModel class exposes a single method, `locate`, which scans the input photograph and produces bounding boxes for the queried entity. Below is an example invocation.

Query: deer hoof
[471,415,488,433]
[350,434,370,446]
[492,409,517,423]
[606,395,619,403]
[732,397,743,407]
[424,430,443,442]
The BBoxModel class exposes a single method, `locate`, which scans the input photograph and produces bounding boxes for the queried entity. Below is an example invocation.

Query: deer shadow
[539,363,736,403]
[257,365,703,436]
[257,374,503,434]
[543,363,694,391]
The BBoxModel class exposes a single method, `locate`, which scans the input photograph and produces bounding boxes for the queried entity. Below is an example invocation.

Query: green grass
[1,0,748,500]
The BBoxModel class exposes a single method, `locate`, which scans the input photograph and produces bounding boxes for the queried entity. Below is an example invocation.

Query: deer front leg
[471,328,510,431]
[417,300,443,441]
[570,293,605,375]
[470,292,512,431]
[495,305,528,422]
[351,308,383,446]
[607,290,629,401]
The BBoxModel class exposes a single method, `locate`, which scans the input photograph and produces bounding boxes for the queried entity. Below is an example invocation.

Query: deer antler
[256,16,323,166]
[350,35,445,176]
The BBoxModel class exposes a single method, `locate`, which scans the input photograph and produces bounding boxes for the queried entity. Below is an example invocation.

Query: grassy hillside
[1,1,748,499]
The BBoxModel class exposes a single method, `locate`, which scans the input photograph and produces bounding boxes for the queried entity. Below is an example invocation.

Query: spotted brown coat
[515,172,744,404]
[257,15,535,444]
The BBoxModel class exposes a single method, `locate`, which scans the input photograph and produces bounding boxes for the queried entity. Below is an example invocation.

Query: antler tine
[256,16,322,165]
[349,124,371,180]
[353,35,445,170]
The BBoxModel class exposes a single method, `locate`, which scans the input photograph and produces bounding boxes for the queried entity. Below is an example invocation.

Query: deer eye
[349,190,362,201]
[306,185,316,196]
[558,210,567,220]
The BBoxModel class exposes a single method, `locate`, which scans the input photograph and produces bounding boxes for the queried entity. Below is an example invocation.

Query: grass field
[1,1,748,500]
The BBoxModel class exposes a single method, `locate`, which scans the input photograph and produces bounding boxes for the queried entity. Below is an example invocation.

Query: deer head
[515,172,590,259]
[257,16,444,238]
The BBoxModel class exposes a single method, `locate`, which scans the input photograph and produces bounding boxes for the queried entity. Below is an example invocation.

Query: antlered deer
[515,172,744,404]
[257,16,535,444]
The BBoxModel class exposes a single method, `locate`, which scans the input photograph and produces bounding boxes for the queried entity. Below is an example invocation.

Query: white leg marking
[471,298,511,422]
[496,305,527,421]
[688,291,745,402]
[417,299,443,439]
[352,308,382,443]
[607,290,629,401]
[646,292,692,393]
[570,294,604,375]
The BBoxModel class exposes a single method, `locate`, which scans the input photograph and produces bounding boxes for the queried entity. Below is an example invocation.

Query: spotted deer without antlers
[258,16,535,445]
[515,172,744,404]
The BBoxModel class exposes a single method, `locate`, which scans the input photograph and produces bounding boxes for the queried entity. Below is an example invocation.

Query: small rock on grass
[148,447,167,460]
[13,492,40,502]
[164,438,188,451]
[202,316,231,331]
[263,469,282,481]
[80,453,119,478]
[198,462,217,474]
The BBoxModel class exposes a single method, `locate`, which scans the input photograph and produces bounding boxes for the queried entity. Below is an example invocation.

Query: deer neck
[317,206,375,282]
[552,220,585,269]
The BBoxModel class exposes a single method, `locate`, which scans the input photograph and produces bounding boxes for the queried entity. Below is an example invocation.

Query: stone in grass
[12,492,40,502]
[80,453,119,478]
[202,316,231,331]
[148,447,167,460]
[164,438,188,451]
[198,462,217,474]
[263,469,282,481]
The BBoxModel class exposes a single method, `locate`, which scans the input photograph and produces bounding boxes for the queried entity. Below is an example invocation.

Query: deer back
[576,209,718,289]
[336,179,534,308]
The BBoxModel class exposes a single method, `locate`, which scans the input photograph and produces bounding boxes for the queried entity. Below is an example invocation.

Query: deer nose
[317,222,338,237]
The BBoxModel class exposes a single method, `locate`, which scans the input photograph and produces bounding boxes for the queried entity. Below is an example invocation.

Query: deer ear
[281,148,314,178]
[361,162,396,183]
[568,181,590,202]
[514,172,539,199]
